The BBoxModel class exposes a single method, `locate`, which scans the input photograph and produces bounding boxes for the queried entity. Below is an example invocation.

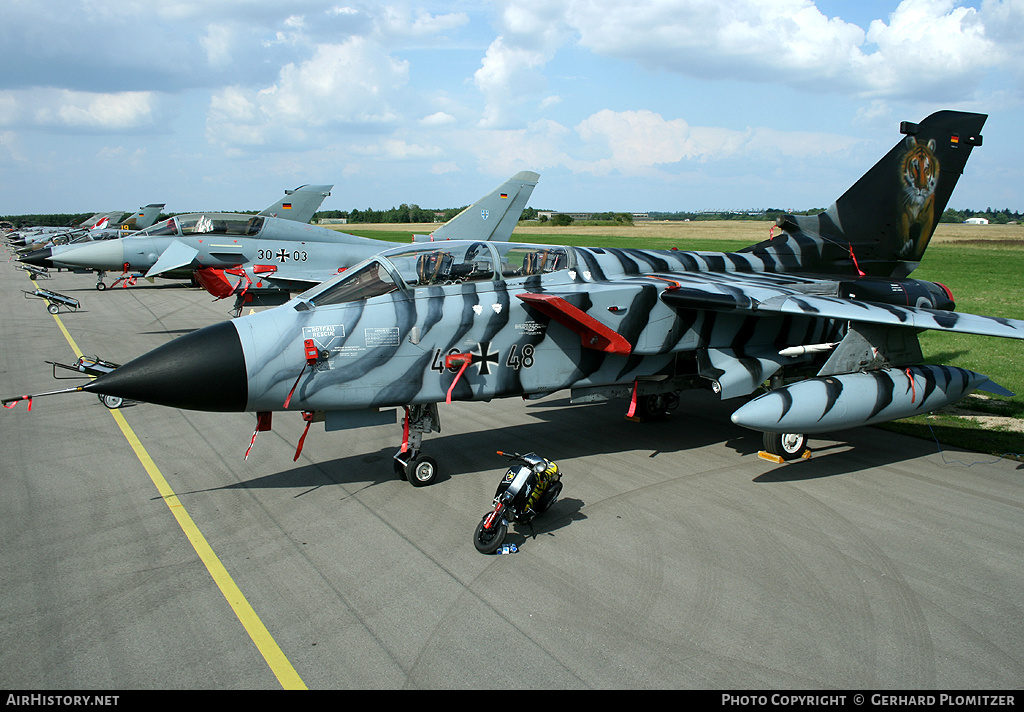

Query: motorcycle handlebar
[497,450,554,468]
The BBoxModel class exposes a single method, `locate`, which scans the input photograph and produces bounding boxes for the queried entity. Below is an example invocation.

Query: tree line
[939,208,1021,224]
[316,205,546,224]
[4,206,1021,228]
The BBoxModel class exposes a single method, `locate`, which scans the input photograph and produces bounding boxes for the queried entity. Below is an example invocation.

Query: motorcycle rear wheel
[473,514,508,554]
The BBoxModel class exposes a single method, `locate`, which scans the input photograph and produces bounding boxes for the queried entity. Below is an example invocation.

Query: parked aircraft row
[8,206,163,250]
[6,184,338,275]
[5,111,1023,488]
[16,173,539,313]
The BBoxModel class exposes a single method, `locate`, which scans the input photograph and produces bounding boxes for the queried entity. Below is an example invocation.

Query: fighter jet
[14,203,166,255]
[20,172,539,313]
[7,112,1021,488]
[11,183,323,255]
[18,184,332,275]
[8,211,127,249]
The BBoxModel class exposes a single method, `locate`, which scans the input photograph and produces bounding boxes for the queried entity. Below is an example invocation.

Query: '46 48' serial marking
[431,344,535,373]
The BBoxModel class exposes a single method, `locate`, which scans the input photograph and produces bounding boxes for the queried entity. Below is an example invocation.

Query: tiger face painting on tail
[898,136,939,260]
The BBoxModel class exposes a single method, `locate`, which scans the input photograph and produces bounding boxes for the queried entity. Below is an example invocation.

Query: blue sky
[1,0,1021,217]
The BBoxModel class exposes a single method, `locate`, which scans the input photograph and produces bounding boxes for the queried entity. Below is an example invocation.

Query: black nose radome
[19,247,54,269]
[84,321,248,412]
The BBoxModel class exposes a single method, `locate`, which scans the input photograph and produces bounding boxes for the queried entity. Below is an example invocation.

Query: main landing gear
[758,374,809,462]
[393,403,441,487]
[761,431,808,461]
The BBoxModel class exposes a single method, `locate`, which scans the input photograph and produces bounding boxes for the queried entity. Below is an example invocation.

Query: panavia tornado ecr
[19,172,538,314]
[6,111,1021,486]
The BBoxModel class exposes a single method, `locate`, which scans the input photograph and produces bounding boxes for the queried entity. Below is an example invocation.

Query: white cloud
[200,23,237,67]
[574,110,701,175]
[420,111,457,126]
[861,0,996,98]
[1,1,1021,215]
[472,0,1023,108]
[431,161,458,175]
[377,5,468,38]
[206,37,410,148]
[0,89,156,130]
[55,92,155,129]
[473,37,553,127]
[472,0,575,127]
[473,119,576,176]
[379,138,443,159]
[0,130,26,165]
[470,108,861,179]
[568,0,868,80]
[570,109,860,175]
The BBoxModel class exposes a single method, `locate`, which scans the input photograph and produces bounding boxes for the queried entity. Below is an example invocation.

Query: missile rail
[18,263,50,279]
[46,355,127,409]
[23,287,80,314]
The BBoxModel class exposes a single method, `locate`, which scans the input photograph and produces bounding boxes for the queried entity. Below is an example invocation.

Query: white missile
[730,365,1012,434]
[778,342,839,358]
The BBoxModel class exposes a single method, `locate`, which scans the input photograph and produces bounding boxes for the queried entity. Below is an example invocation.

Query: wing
[657,275,1024,340]
[243,264,347,293]
[757,294,1024,339]
[145,240,200,277]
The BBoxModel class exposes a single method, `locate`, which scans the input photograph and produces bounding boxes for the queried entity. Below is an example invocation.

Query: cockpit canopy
[301,241,574,307]
[133,214,265,238]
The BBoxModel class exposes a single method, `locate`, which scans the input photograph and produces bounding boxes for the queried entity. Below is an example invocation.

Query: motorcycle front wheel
[473,514,508,554]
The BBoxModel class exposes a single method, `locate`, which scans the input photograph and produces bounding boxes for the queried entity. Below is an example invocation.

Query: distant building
[534,211,650,221]
[964,217,989,225]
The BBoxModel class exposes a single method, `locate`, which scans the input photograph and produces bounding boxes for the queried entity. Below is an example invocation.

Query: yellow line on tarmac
[49,308,307,690]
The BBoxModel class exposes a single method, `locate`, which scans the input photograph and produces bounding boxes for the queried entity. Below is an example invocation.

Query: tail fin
[744,111,986,278]
[259,184,333,223]
[77,213,107,228]
[121,203,165,230]
[419,171,539,242]
[84,211,124,230]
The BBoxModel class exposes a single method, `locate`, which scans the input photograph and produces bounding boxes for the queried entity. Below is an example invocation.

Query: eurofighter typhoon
[6,112,1021,487]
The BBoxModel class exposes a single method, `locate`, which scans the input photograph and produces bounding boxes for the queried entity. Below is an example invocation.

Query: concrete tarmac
[1,258,1022,690]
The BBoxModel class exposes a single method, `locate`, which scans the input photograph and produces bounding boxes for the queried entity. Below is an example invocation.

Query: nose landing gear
[393,403,441,487]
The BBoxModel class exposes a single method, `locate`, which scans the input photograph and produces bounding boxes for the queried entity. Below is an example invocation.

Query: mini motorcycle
[473,451,563,554]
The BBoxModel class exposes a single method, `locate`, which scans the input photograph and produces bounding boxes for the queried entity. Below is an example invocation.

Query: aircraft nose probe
[2,321,249,412]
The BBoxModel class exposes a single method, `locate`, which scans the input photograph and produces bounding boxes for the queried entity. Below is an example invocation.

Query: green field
[337,221,1024,460]
[883,242,1023,460]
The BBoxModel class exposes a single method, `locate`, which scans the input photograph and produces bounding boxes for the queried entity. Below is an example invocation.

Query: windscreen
[299,241,574,307]
[308,260,399,306]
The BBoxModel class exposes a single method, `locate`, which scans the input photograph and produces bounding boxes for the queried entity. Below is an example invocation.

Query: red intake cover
[194,268,235,299]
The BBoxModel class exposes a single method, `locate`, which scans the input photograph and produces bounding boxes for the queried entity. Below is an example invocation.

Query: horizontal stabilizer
[976,378,1015,398]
